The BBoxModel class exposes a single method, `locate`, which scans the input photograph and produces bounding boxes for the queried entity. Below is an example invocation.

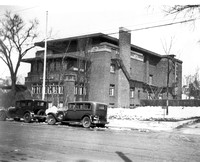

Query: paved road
[0,121,200,162]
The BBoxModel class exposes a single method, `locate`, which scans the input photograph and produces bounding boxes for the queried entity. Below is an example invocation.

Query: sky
[0,0,200,85]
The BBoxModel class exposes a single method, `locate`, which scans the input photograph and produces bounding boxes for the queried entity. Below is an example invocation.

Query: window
[138,90,140,99]
[149,75,153,85]
[50,61,55,71]
[79,85,84,95]
[28,101,32,107]
[110,64,115,73]
[109,103,115,108]
[175,63,179,82]
[84,103,91,110]
[59,102,63,108]
[109,84,115,96]
[130,88,135,98]
[38,62,43,72]
[74,83,85,95]
[55,60,61,70]
[59,86,63,94]
[69,103,75,109]
[74,86,78,95]
[32,84,63,94]
[32,84,41,94]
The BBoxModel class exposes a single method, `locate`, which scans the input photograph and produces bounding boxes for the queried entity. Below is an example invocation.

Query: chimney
[117,27,131,108]
[119,27,131,73]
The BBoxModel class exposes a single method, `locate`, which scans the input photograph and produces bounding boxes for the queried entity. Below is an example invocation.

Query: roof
[34,33,164,58]
[22,52,87,63]
[30,32,182,63]
[35,33,106,46]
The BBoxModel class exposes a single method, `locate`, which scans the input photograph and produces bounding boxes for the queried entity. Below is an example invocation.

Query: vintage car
[0,99,48,123]
[46,101,108,128]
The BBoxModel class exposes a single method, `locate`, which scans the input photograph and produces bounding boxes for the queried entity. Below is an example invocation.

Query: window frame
[109,84,115,96]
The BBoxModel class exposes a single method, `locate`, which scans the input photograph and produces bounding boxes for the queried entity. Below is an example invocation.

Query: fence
[140,99,200,107]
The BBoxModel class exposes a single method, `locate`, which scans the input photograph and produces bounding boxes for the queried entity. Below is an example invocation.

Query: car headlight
[93,115,99,121]
[57,113,64,120]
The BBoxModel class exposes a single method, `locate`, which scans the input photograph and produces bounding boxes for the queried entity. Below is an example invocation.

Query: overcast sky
[0,0,200,84]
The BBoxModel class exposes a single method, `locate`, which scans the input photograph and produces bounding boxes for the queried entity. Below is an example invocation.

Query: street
[0,121,200,162]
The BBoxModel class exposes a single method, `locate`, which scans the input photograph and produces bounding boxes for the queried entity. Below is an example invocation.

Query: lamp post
[166,56,170,115]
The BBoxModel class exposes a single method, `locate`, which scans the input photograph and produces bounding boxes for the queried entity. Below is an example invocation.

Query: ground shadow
[116,151,132,162]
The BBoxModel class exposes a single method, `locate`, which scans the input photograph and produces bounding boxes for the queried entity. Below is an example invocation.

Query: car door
[65,103,76,121]
[65,103,86,121]
[16,100,27,118]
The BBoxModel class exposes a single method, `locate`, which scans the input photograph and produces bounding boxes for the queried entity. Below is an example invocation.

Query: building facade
[23,28,182,108]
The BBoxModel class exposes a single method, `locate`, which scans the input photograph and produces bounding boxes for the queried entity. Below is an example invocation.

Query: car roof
[16,99,46,102]
[68,101,107,105]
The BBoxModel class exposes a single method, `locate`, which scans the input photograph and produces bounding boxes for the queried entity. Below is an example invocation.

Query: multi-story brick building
[23,28,182,108]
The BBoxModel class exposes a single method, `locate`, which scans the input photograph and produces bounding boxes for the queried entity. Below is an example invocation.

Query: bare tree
[183,67,200,99]
[77,38,92,101]
[54,41,71,107]
[164,5,200,17]
[0,11,38,95]
[161,36,177,98]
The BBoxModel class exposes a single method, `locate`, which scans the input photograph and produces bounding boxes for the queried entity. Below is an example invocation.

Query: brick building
[23,28,182,108]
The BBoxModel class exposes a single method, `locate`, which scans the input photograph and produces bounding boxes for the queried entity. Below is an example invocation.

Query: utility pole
[42,11,48,100]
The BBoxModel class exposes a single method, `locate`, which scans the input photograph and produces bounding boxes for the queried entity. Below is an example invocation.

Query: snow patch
[108,106,200,121]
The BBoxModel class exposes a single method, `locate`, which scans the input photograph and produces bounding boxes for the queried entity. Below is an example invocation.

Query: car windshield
[68,103,75,109]
[37,101,45,106]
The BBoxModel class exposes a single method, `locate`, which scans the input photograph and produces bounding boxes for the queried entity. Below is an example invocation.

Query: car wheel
[0,110,6,121]
[23,112,31,123]
[46,114,56,125]
[37,109,46,116]
[37,110,46,122]
[82,116,91,128]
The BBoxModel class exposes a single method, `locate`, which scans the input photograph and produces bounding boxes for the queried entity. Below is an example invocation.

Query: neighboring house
[22,27,182,108]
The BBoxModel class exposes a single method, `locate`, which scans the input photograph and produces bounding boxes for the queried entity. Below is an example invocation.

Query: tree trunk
[10,74,17,105]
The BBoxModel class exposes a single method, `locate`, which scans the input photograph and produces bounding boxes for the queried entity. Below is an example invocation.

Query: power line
[22,17,200,46]
[106,18,199,36]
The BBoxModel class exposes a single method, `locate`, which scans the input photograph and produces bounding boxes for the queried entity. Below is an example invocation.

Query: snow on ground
[107,106,200,132]
[107,106,200,121]
[45,105,200,132]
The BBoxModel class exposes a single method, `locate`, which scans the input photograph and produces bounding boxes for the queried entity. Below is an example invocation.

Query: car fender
[0,109,7,114]
[81,114,92,121]
[23,111,34,118]
[0,109,7,119]
[47,112,59,122]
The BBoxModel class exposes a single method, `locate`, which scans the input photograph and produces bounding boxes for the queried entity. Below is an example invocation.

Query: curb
[107,119,199,132]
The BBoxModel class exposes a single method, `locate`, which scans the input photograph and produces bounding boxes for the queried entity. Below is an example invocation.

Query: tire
[37,110,46,122]
[46,114,56,125]
[37,109,46,116]
[0,111,6,121]
[82,116,91,128]
[23,112,32,123]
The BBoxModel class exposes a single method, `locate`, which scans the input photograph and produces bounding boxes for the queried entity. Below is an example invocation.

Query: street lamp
[166,54,175,115]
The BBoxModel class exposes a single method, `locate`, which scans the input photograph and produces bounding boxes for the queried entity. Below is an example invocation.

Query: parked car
[0,99,48,123]
[46,101,108,128]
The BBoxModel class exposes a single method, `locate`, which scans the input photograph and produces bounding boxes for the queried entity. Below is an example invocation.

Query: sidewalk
[107,106,200,132]
[107,119,198,132]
